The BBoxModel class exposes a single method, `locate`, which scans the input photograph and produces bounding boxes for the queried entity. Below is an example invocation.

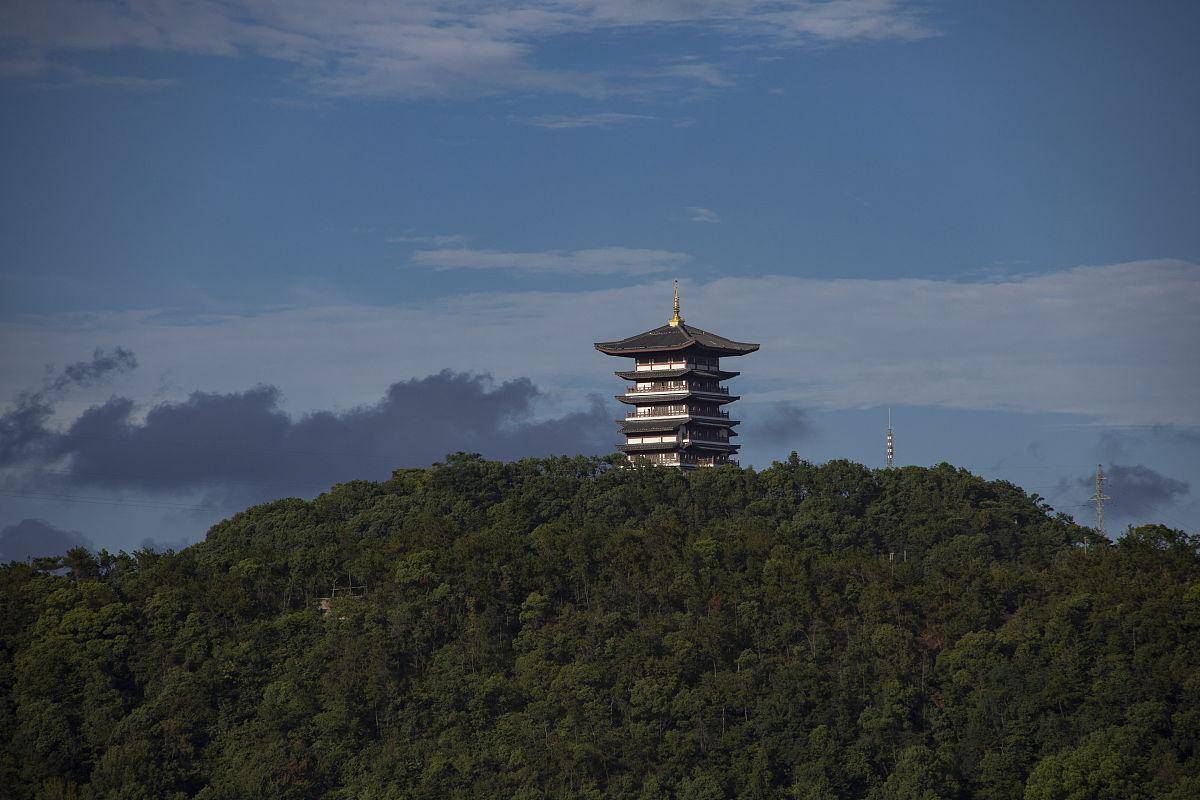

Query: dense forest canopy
[1,454,1197,799]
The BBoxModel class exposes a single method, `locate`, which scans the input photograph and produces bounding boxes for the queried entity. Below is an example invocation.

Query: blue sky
[1,0,1198,553]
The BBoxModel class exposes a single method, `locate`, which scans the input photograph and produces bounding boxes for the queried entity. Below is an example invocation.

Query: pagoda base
[621,450,738,469]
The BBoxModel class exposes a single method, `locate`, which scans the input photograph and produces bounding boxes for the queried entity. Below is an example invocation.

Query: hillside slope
[1,454,1198,799]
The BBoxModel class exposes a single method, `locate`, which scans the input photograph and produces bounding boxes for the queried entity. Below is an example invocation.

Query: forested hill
[2,455,1198,800]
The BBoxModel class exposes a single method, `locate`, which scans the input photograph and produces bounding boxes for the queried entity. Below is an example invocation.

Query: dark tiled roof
[681,440,740,452]
[618,441,740,453]
[616,392,738,405]
[614,368,740,380]
[618,442,682,452]
[617,416,739,433]
[617,418,687,434]
[595,322,759,357]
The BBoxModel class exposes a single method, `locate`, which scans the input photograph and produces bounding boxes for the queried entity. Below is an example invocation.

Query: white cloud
[650,62,734,88]
[526,112,656,129]
[0,1,938,98]
[685,206,721,223]
[5,260,1193,429]
[757,0,934,42]
[409,246,690,275]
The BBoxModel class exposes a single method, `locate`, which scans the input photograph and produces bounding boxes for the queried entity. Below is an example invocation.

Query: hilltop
[1,454,1197,799]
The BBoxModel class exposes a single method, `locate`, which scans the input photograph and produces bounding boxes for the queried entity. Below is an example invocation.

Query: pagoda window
[626,434,678,444]
[684,427,728,441]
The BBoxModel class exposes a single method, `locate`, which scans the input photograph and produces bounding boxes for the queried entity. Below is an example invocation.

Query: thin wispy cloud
[0,1,938,99]
[4,261,1195,428]
[409,246,690,275]
[0,53,44,78]
[527,112,656,129]
[685,207,721,223]
[387,232,470,246]
[50,68,176,90]
[650,62,735,88]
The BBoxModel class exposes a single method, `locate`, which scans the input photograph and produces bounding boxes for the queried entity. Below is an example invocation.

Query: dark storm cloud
[1,365,612,507]
[743,402,813,445]
[0,347,137,464]
[1106,464,1191,516]
[1063,463,1190,519]
[138,536,193,553]
[1095,430,1133,462]
[50,347,138,392]
[0,518,94,562]
[1148,425,1200,448]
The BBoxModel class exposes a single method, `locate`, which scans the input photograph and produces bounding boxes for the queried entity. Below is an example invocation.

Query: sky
[1,0,1198,554]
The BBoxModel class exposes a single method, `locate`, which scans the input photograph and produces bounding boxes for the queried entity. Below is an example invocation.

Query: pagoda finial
[669,280,683,327]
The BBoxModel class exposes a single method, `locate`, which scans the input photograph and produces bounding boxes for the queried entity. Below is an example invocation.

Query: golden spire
[669,280,683,327]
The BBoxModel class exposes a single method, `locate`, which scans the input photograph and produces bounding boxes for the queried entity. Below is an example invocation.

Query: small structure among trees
[317,575,365,615]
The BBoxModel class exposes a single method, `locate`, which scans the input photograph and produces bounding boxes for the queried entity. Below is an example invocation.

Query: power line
[983,463,1098,470]
[2,464,347,493]
[1151,510,1195,533]
[21,430,410,461]
[0,488,228,513]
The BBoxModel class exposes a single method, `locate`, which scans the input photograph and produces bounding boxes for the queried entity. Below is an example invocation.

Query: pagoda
[594,283,759,468]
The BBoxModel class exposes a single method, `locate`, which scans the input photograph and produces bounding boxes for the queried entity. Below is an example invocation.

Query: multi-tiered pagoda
[594,284,759,468]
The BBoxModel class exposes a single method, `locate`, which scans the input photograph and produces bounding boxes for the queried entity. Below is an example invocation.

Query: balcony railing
[628,453,736,467]
[627,383,729,394]
[627,407,729,419]
[627,406,688,418]
[628,382,687,393]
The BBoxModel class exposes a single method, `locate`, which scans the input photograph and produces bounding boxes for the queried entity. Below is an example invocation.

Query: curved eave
[619,414,740,428]
[618,442,683,453]
[617,419,687,434]
[617,420,738,438]
[594,322,760,358]
[689,420,738,435]
[596,342,759,358]
[682,440,740,452]
[616,392,739,405]
[615,368,740,381]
